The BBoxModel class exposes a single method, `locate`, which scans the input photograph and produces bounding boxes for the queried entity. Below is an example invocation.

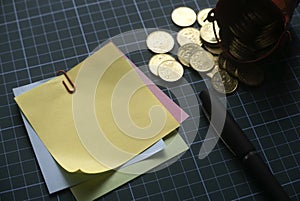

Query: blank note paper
[14,42,179,174]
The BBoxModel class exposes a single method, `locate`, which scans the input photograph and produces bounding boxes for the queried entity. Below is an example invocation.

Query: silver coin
[200,23,220,45]
[197,8,213,26]
[211,69,238,94]
[146,30,175,53]
[171,7,197,27]
[203,44,223,55]
[158,60,184,82]
[177,43,204,67]
[190,50,215,72]
[176,27,202,46]
[148,54,175,76]
[206,63,220,78]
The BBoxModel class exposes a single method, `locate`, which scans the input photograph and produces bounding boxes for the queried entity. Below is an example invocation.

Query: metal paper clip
[57,70,76,94]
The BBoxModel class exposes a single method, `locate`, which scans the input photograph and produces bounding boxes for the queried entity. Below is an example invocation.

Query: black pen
[199,90,290,201]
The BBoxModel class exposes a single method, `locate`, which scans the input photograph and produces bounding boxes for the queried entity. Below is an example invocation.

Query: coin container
[211,0,299,63]
[204,0,299,86]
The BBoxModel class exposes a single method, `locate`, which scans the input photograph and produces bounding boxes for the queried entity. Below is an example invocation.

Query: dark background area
[1,0,299,200]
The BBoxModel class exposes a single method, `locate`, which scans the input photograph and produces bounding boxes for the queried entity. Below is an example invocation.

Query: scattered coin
[206,63,219,78]
[148,54,176,76]
[190,50,215,72]
[171,7,197,27]
[177,27,202,46]
[218,53,226,69]
[203,45,223,55]
[218,54,238,77]
[211,69,238,94]
[177,43,204,67]
[237,65,264,86]
[200,23,220,46]
[146,30,175,53]
[226,60,239,77]
[213,55,219,63]
[197,8,212,26]
[158,60,184,82]
[146,7,267,90]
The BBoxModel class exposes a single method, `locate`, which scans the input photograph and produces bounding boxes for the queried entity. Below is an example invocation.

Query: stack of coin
[217,0,285,61]
[218,53,265,87]
[211,0,281,90]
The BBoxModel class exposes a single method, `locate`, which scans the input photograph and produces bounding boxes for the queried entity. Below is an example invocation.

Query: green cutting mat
[1,0,299,200]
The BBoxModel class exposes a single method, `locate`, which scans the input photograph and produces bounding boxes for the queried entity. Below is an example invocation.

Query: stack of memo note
[13,42,189,200]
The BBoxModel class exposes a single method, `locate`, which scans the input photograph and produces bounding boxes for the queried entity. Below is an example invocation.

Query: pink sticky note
[135,66,189,123]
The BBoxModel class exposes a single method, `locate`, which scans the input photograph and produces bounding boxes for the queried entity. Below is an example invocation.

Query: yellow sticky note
[70,131,189,201]
[15,42,179,173]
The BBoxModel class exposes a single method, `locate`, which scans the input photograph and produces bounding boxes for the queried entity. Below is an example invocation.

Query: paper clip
[57,70,76,94]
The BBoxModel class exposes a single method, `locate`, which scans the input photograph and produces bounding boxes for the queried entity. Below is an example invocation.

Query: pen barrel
[221,112,255,158]
[199,90,255,158]
[200,90,290,200]
[243,152,290,201]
